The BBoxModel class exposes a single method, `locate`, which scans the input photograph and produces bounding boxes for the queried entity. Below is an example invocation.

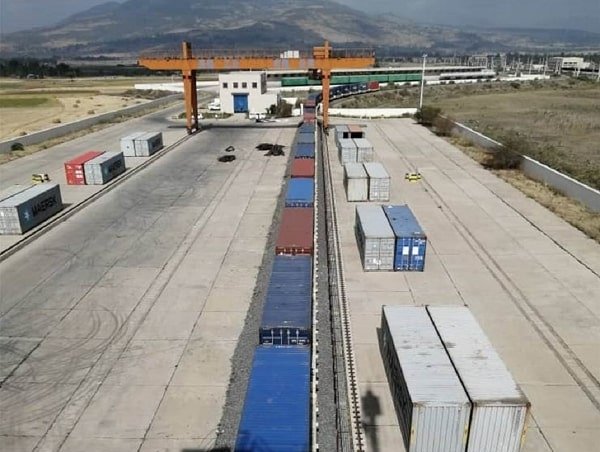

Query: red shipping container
[368,81,380,91]
[64,151,104,185]
[276,208,314,255]
[303,112,316,121]
[291,159,315,178]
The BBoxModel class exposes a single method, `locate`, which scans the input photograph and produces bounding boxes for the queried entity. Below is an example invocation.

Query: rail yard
[0,77,599,452]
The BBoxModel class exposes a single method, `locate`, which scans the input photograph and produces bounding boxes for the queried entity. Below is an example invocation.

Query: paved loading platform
[327,118,600,452]
[0,122,295,451]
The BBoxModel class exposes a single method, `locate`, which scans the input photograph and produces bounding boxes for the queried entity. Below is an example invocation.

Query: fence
[451,121,600,212]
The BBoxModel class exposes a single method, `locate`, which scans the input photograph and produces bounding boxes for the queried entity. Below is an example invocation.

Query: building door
[233,94,249,113]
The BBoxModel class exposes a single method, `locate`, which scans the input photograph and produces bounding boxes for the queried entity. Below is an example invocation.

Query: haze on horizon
[1,0,598,34]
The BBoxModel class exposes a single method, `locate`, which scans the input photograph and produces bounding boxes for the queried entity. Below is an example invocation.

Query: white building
[219,72,279,115]
[548,57,592,73]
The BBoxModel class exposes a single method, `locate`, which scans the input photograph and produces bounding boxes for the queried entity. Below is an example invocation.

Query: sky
[1,0,598,33]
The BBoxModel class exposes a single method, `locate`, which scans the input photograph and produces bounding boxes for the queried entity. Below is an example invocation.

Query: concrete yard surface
[0,121,296,451]
[327,118,600,452]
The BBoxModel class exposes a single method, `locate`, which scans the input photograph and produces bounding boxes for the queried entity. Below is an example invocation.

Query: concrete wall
[451,121,600,212]
[0,94,182,154]
[329,108,417,118]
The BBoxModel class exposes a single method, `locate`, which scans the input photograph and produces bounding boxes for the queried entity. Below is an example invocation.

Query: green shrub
[415,106,441,126]
[10,142,24,151]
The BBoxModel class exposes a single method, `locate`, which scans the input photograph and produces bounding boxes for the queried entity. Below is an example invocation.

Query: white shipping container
[344,163,368,202]
[84,151,126,185]
[354,204,395,271]
[381,306,471,452]
[0,185,31,202]
[338,138,357,164]
[0,183,63,235]
[120,131,146,157]
[353,137,374,163]
[134,131,163,157]
[363,162,390,201]
[427,306,530,452]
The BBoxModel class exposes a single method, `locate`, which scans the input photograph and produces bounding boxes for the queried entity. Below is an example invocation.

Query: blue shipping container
[260,255,312,345]
[295,143,315,159]
[285,178,314,207]
[235,346,310,452]
[297,133,315,145]
[383,205,427,271]
[299,123,315,133]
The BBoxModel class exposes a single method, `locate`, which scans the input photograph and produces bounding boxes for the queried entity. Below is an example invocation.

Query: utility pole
[419,53,427,111]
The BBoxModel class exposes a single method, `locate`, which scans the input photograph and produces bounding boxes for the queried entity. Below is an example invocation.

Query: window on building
[233,82,238,88]
[252,82,258,89]
[242,82,247,88]
[222,82,228,89]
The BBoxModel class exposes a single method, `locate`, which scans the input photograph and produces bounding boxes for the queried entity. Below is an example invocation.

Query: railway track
[319,124,364,452]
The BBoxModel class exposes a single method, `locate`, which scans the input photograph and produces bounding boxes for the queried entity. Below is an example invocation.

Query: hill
[1,0,599,57]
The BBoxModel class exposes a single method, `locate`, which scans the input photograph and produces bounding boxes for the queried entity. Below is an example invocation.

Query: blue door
[233,93,249,113]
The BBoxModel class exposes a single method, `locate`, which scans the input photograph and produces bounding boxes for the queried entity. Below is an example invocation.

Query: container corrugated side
[427,306,530,452]
[363,162,390,201]
[338,138,357,164]
[120,131,146,157]
[383,205,427,271]
[297,132,315,145]
[0,183,63,234]
[344,163,368,202]
[285,178,314,207]
[294,143,315,159]
[353,137,374,163]
[84,151,126,185]
[235,346,310,451]
[355,204,394,271]
[276,208,314,255]
[381,306,471,452]
[260,255,312,345]
[291,159,315,178]
[134,131,163,157]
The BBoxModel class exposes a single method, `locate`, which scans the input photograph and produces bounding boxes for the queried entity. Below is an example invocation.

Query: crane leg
[182,70,199,134]
[321,70,331,129]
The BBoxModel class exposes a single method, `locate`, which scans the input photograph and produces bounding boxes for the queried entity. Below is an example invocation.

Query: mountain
[1,0,599,57]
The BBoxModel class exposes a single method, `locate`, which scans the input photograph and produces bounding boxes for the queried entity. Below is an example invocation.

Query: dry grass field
[341,78,600,189]
[0,77,174,140]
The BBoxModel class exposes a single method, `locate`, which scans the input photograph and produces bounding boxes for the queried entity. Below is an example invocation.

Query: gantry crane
[139,41,375,133]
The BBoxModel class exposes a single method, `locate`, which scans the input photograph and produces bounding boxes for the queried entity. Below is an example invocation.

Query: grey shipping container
[84,151,126,185]
[0,185,31,202]
[120,132,146,157]
[344,163,368,202]
[381,306,471,452]
[354,204,395,271]
[135,132,163,157]
[338,138,357,164]
[427,306,530,452]
[353,137,374,163]
[0,183,63,235]
[363,162,390,201]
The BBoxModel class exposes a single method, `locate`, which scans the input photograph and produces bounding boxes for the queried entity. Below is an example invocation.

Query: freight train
[234,103,317,451]
[282,73,421,86]
[304,80,380,108]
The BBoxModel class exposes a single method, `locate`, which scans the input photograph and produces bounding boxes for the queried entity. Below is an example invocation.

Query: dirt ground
[0,77,174,140]
[339,78,600,189]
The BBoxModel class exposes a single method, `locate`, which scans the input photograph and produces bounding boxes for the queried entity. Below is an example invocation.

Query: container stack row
[355,204,427,272]
[235,108,317,451]
[344,162,390,202]
[381,305,530,452]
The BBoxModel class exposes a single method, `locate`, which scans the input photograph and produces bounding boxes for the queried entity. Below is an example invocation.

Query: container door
[409,238,427,271]
[233,94,249,113]
[395,237,412,270]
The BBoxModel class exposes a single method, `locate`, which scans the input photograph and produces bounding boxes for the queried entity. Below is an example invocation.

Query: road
[0,119,296,451]
[326,118,600,452]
